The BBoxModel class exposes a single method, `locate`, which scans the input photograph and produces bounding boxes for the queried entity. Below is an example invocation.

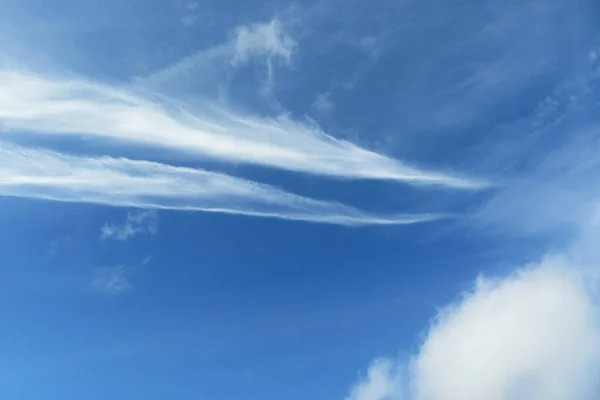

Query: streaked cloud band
[0,142,445,225]
[0,70,483,188]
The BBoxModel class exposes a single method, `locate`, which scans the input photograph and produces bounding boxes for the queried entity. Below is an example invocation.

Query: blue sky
[1,0,600,399]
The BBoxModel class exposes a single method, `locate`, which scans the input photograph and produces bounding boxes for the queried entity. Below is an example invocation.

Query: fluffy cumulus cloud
[346,258,600,400]
[344,40,600,399]
[346,359,403,400]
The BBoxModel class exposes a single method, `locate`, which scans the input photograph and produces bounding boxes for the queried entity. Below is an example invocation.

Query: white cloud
[177,0,199,27]
[181,15,196,28]
[350,42,597,399]
[231,19,296,65]
[138,18,296,98]
[142,256,153,266]
[0,141,443,225]
[186,2,198,11]
[346,359,403,400]
[470,40,600,238]
[101,210,158,241]
[311,92,335,115]
[345,258,600,400]
[474,128,600,237]
[0,69,483,188]
[358,36,384,60]
[91,265,133,295]
[135,43,231,96]
[413,259,600,400]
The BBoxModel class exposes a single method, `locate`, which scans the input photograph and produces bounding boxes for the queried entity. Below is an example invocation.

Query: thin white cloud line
[0,142,446,226]
[0,69,485,189]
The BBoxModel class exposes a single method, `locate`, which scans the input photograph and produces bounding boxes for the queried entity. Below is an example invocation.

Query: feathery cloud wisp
[231,19,296,65]
[311,92,335,115]
[0,70,483,188]
[138,18,295,93]
[0,142,443,225]
[91,265,133,295]
[101,210,158,241]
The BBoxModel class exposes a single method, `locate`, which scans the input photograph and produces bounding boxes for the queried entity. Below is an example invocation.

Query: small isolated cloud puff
[358,36,384,60]
[101,210,158,241]
[311,92,335,115]
[346,258,600,400]
[181,15,196,28]
[91,265,133,295]
[231,19,297,65]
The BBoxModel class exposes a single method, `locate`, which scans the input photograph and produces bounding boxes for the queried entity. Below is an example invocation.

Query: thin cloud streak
[0,70,484,188]
[0,142,444,225]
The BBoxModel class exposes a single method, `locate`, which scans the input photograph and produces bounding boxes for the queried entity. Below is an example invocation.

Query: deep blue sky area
[2,1,600,399]
[0,198,515,400]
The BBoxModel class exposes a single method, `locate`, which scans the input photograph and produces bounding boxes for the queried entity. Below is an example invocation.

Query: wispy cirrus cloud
[91,265,133,295]
[472,40,600,238]
[0,142,443,225]
[230,19,296,65]
[230,18,297,98]
[101,210,158,241]
[311,91,335,115]
[137,18,296,99]
[0,70,483,188]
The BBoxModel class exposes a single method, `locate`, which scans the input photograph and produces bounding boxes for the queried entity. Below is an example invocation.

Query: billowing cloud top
[347,259,600,400]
